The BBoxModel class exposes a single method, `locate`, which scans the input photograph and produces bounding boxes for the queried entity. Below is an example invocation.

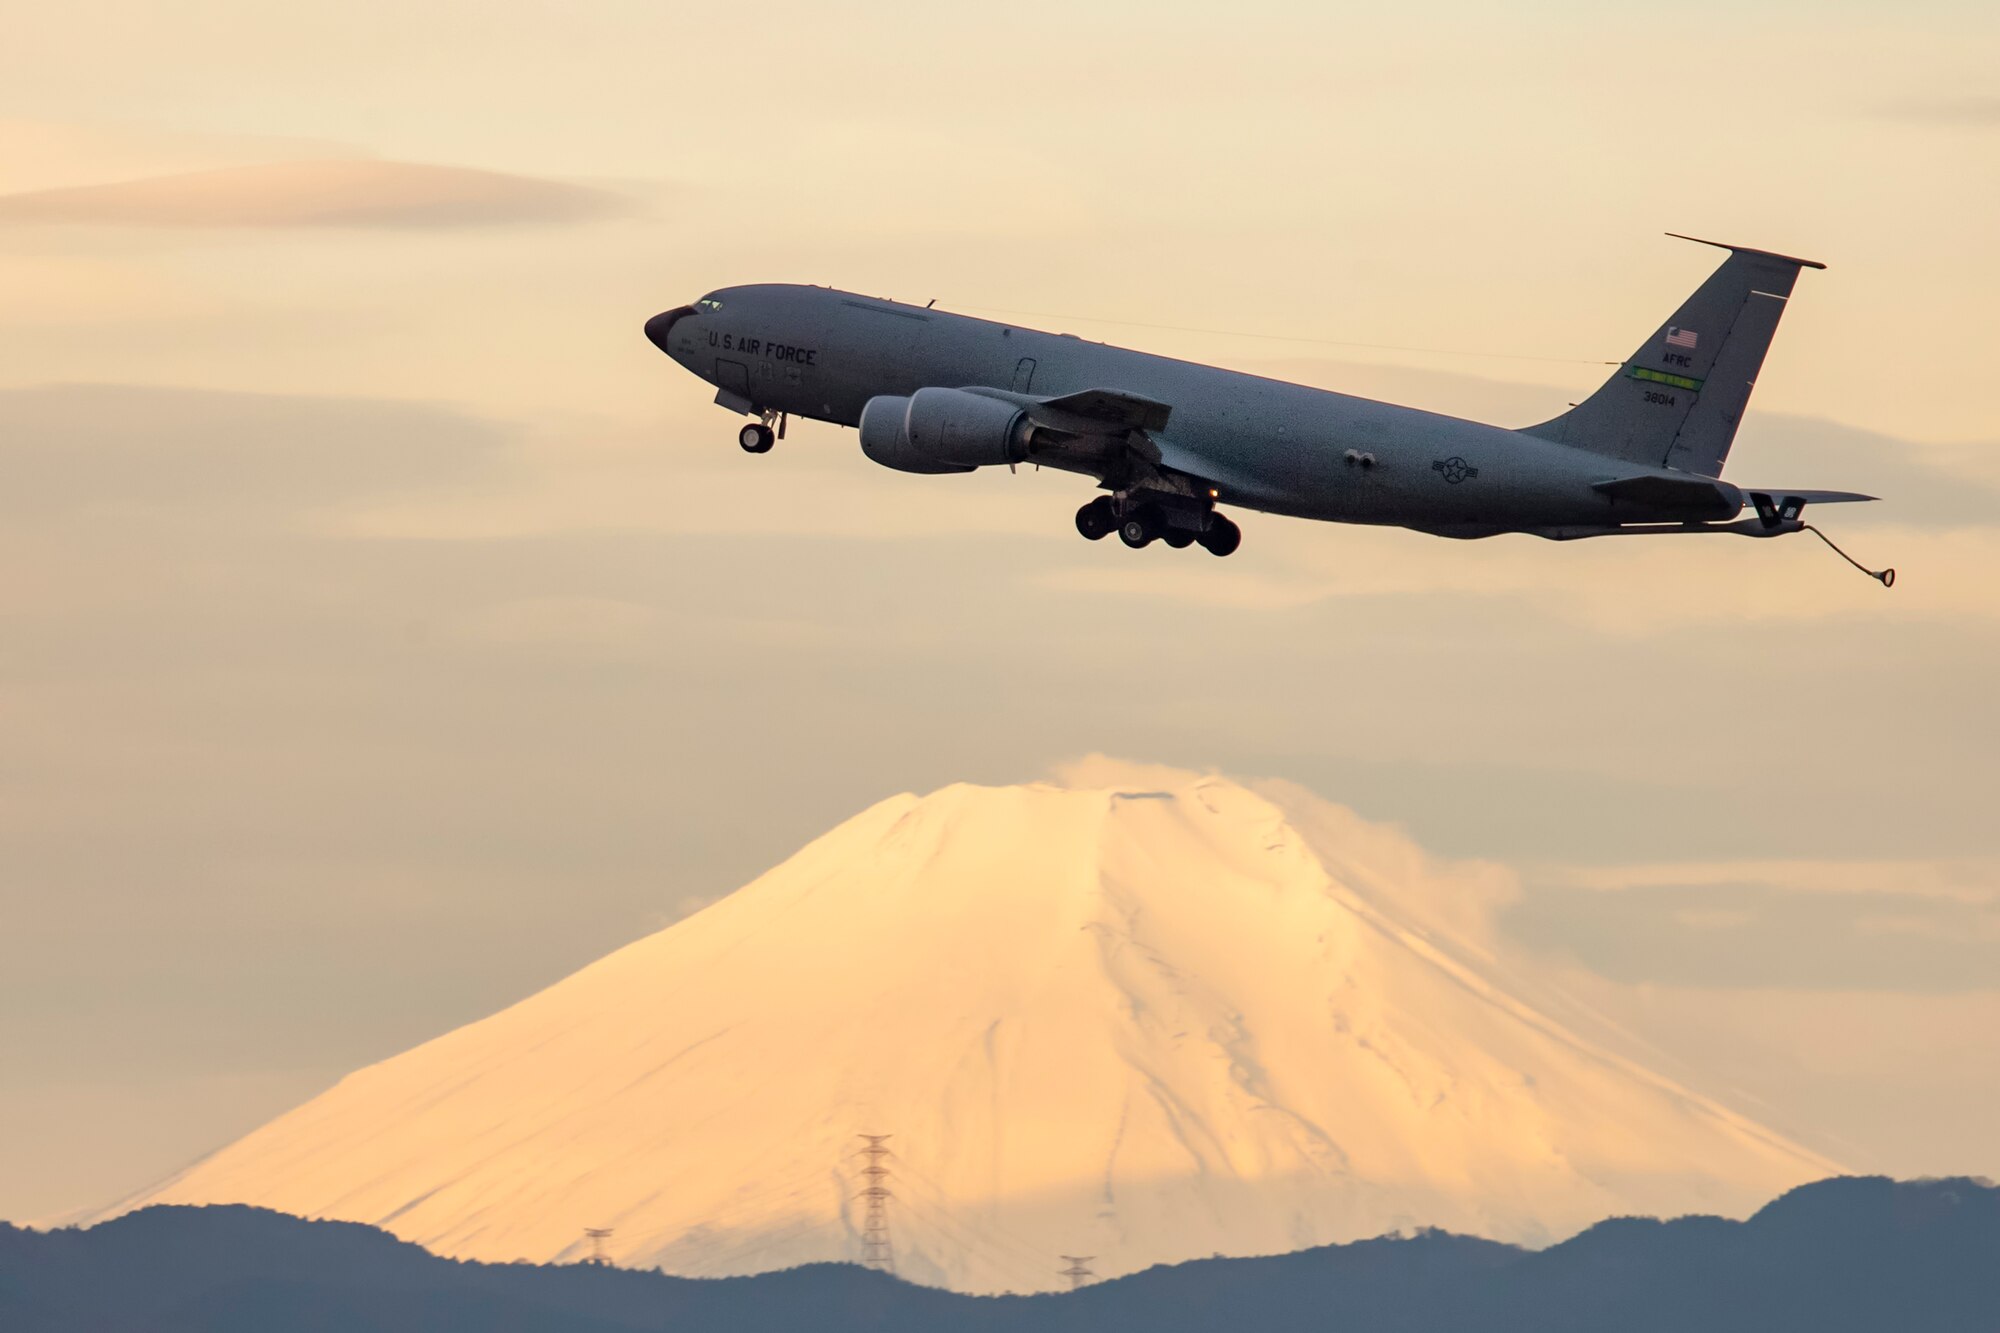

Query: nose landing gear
[737,410,786,454]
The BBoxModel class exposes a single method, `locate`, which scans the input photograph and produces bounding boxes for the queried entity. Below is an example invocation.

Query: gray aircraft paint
[1522,236,1825,479]
[642,238,1879,555]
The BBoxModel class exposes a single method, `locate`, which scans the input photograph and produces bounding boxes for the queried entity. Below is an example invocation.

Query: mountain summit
[105,764,1835,1291]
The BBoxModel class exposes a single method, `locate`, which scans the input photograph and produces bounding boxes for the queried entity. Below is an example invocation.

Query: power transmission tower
[1059,1255,1095,1291]
[856,1134,896,1275]
[583,1228,614,1266]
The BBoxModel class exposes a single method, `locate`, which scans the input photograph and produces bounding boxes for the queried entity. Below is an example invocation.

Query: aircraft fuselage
[647,283,1723,536]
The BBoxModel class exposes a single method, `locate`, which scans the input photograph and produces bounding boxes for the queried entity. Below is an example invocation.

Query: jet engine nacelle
[858,387,1030,475]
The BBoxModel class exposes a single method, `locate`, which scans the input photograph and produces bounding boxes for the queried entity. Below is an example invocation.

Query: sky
[2,0,1998,1223]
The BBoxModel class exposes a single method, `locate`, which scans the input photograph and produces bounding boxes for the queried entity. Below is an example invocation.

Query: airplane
[643,235,1893,585]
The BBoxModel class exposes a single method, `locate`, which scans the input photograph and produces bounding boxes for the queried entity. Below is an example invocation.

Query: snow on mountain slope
[104,764,1838,1291]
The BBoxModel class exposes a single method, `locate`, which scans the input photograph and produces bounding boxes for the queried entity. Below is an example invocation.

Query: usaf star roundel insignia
[1432,456,1479,484]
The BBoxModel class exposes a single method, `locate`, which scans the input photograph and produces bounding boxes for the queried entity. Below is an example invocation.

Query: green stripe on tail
[1627,366,1705,392]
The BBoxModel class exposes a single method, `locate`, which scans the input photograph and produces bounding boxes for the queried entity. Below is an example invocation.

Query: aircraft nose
[644,306,694,353]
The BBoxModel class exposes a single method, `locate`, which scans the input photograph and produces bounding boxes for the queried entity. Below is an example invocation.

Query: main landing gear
[737,410,785,454]
[1074,497,1116,541]
[1075,496,1241,557]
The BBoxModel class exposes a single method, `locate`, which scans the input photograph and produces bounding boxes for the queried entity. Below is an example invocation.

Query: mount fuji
[102,761,1836,1292]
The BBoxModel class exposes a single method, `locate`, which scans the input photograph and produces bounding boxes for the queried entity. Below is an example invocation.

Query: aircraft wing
[1149,436,1269,499]
[1032,388,1173,433]
[1001,384,1275,498]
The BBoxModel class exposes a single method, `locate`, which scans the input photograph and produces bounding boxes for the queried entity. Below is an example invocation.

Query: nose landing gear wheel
[1197,515,1242,557]
[1075,497,1116,541]
[739,422,776,453]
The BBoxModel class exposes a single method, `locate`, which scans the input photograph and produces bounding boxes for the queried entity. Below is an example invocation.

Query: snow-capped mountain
[105,763,1837,1291]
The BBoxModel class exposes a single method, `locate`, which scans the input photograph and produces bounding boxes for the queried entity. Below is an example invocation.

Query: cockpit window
[695,297,725,312]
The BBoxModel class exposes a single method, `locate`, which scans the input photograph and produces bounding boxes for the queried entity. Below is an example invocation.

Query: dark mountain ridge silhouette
[5,1176,1997,1332]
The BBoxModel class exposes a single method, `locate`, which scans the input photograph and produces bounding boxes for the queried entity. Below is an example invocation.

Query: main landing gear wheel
[1118,508,1161,549]
[1197,515,1242,557]
[1163,530,1195,549]
[738,422,775,453]
[1074,497,1116,541]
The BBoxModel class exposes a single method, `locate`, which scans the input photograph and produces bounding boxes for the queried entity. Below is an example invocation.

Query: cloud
[1252,774,1522,952]
[5,381,1998,1222]
[441,596,662,652]
[0,254,210,326]
[1541,857,2000,906]
[0,383,509,522]
[1032,563,1328,612]
[1045,755,1213,792]
[0,159,634,229]
[1047,756,1521,955]
[1524,975,2000,1178]
[1509,857,2000,995]
[1671,906,1758,931]
[1506,879,2000,995]
[1025,521,2000,632]
[0,117,352,195]
[1021,766,1997,1008]
[329,395,2000,634]
[1875,95,2000,127]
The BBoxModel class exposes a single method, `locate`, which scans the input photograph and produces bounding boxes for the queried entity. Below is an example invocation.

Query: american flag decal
[1665,327,1698,349]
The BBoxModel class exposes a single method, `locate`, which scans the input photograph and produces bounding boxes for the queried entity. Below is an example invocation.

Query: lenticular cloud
[0,159,629,229]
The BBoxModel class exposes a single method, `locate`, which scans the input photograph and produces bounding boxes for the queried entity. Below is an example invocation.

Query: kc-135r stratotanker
[643,235,1893,584]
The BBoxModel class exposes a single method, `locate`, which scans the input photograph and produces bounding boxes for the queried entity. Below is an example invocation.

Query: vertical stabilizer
[1522,236,1824,476]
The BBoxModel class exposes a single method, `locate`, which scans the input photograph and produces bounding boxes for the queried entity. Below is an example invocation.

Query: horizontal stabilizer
[1664,233,1826,271]
[1593,473,1741,515]
[1741,488,1877,505]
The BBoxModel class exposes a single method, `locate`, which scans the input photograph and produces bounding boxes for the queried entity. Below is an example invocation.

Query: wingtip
[1665,232,1827,271]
